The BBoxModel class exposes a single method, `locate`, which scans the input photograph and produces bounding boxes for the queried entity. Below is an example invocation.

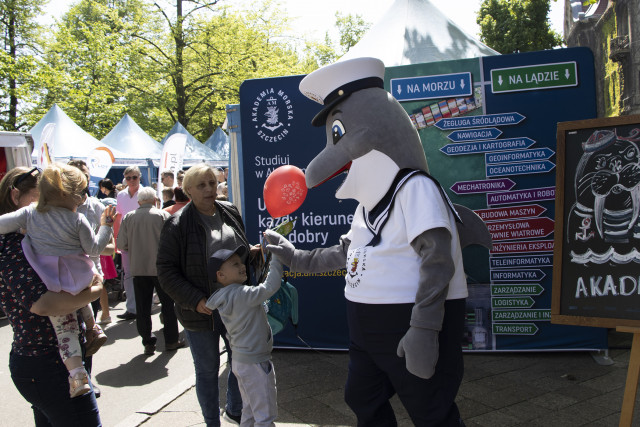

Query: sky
[43,0,566,43]
[281,0,565,42]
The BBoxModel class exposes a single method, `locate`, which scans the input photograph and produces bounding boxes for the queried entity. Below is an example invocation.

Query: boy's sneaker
[69,371,91,398]
[85,324,108,357]
[223,410,242,424]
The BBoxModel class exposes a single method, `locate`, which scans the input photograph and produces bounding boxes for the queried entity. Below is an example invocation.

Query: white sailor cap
[299,57,385,127]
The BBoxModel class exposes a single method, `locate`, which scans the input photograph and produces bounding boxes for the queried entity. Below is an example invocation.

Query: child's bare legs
[91,274,110,323]
[49,313,91,397]
[99,287,110,322]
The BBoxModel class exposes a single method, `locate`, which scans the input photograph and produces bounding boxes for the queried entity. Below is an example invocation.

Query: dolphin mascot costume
[266,58,488,426]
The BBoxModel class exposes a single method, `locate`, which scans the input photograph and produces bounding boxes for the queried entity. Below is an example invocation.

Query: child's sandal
[69,371,91,398]
[85,324,108,357]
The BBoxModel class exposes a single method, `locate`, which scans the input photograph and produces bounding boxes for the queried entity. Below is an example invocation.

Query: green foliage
[127,0,311,140]
[600,12,621,117]
[302,12,370,68]
[335,12,370,53]
[0,0,367,140]
[477,0,563,54]
[0,0,45,131]
[41,0,162,137]
[177,2,310,139]
[304,34,338,67]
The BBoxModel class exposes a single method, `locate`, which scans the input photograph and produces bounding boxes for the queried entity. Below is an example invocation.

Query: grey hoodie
[206,258,283,364]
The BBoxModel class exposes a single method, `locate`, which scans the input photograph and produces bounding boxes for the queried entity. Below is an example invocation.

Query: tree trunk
[8,7,18,131]
[174,0,188,127]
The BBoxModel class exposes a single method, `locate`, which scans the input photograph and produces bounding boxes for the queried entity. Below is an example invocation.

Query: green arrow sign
[492,309,551,322]
[492,296,535,309]
[491,283,544,296]
[491,62,578,93]
[493,323,539,335]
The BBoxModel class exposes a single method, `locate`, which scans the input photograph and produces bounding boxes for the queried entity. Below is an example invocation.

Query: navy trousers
[10,351,101,426]
[345,299,465,427]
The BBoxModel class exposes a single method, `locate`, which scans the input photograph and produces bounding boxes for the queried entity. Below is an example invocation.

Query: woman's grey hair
[137,187,157,203]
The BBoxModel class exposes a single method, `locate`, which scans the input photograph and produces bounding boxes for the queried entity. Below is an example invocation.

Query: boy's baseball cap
[208,246,247,277]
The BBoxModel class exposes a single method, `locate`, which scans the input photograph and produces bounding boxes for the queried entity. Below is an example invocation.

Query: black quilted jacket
[156,200,251,331]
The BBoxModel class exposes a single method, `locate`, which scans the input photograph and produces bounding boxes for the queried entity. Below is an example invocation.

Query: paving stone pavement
[3,295,640,426]
[140,330,640,427]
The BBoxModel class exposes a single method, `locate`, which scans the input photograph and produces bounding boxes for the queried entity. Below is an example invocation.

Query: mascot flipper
[266,57,486,426]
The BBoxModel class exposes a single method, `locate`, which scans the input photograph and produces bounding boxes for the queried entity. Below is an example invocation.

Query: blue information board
[238,76,355,349]
[435,112,525,130]
[390,72,472,101]
[447,128,502,142]
[386,47,606,351]
[236,47,607,351]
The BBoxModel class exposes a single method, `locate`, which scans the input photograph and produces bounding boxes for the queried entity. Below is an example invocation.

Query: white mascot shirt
[344,175,468,304]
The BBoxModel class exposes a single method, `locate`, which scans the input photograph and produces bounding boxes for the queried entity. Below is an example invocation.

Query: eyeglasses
[125,176,140,181]
[12,167,41,189]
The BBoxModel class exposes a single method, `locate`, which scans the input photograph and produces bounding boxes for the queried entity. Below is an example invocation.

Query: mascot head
[299,57,428,211]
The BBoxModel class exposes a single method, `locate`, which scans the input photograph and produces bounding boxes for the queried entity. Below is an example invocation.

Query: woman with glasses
[0,166,103,426]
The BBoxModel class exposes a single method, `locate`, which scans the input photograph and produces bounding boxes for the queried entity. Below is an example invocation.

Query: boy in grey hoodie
[205,245,283,427]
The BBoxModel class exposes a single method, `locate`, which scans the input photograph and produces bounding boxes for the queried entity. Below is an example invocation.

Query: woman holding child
[0,166,103,426]
[157,163,259,426]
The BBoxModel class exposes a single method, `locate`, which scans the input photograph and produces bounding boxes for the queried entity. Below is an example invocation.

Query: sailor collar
[364,169,462,247]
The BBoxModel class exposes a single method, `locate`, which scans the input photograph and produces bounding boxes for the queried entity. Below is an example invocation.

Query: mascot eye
[331,120,346,144]
[595,157,607,169]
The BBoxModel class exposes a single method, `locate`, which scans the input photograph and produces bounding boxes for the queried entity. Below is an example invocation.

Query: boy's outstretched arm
[242,256,284,306]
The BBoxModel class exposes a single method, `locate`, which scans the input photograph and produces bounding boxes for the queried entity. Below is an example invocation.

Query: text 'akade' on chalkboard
[552,114,640,329]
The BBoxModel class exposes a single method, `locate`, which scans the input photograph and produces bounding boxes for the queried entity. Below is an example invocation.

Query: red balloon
[263,165,308,218]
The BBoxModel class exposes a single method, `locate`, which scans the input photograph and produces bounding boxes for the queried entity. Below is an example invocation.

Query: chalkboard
[552,115,640,328]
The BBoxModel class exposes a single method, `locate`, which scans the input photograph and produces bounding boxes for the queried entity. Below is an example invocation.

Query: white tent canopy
[340,0,498,66]
[161,122,226,167]
[29,104,132,165]
[100,114,164,162]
